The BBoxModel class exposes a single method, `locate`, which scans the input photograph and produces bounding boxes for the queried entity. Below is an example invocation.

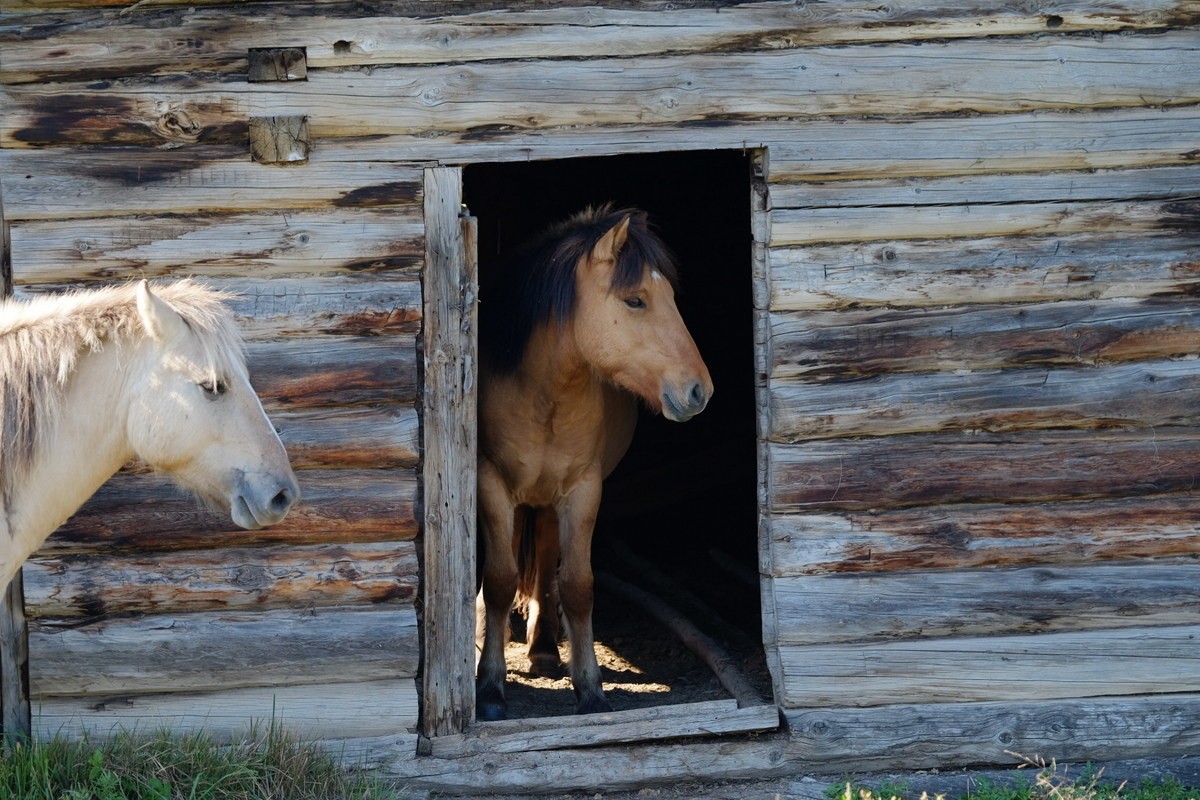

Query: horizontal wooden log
[24,541,418,617]
[767,494,1200,575]
[4,103,1176,183]
[8,209,422,279]
[5,0,1194,80]
[39,469,418,554]
[248,336,417,409]
[771,197,1198,246]
[778,625,1200,707]
[102,404,421,473]
[787,694,1200,772]
[0,149,423,220]
[770,163,1200,209]
[768,430,1200,511]
[769,297,1200,380]
[766,104,1200,182]
[257,104,1200,177]
[30,605,417,696]
[396,727,800,793]
[771,561,1200,645]
[769,358,1200,441]
[272,404,419,470]
[431,700,779,758]
[767,230,1200,310]
[394,696,1200,792]
[4,32,1197,146]
[13,275,423,338]
[33,678,418,741]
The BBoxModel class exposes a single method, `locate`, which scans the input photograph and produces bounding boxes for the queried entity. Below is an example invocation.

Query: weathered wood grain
[767,230,1200,310]
[248,336,418,409]
[431,700,779,758]
[769,298,1200,380]
[270,404,419,470]
[772,561,1200,645]
[13,276,423,338]
[23,541,418,617]
[0,574,29,739]
[249,115,309,164]
[396,730,800,793]
[268,104,1200,175]
[0,149,423,220]
[771,197,1198,246]
[5,1,1195,80]
[766,104,1200,181]
[8,211,422,282]
[421,169,476,737]
[778,625,1200,707]
[30,605,417,696]
[370,696,1200,791]
[39,469,418,554]
[768,431,1200,511]
[768,494,1200,575]
[76,404,415,476]
[4,32,1197,146]
[33,678,418,741]
[771,163,1200,209]
[769,358,1200,441]
[787,694,1200,771]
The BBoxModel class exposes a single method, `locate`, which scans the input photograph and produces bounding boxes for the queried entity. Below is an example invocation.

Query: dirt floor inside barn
[498,548,775,720]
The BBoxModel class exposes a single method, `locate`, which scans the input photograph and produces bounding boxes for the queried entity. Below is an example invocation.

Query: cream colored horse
[0,280,299,592]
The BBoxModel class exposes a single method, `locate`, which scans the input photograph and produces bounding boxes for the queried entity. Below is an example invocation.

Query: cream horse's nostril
[269,486,295,515]
[688,381,707,409]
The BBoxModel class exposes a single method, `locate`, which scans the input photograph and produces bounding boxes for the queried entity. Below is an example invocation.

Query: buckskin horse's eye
[624,297,646,310]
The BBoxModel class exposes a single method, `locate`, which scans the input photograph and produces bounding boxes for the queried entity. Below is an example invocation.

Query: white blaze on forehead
[650,270,663,282]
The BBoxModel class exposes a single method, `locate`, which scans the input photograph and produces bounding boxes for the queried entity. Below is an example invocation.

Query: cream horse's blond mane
[0,280,244,507]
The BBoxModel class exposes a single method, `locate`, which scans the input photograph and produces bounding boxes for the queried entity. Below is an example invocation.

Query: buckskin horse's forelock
[481,205,679,375]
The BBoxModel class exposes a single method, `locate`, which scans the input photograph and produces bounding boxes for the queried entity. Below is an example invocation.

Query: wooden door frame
[418,151,776,741]
[420,166,479,738]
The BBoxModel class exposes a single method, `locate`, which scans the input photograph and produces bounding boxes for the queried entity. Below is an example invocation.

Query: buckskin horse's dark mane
[481,205,680,375]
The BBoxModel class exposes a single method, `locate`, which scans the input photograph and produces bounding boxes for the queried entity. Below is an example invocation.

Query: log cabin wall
[2,0,1200,772]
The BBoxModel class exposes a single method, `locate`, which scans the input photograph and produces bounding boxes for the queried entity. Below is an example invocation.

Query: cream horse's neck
[2,343,134,589]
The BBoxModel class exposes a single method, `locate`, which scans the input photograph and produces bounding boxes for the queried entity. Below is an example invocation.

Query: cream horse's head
[129,282,299,529]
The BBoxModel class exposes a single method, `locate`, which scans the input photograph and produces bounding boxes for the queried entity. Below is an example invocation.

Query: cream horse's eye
[199,379,228,399]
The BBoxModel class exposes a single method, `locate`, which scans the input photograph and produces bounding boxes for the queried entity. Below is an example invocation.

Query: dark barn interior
[464,151,763,717]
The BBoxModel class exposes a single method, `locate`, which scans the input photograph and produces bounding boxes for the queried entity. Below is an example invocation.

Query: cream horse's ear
[136,280,188,343]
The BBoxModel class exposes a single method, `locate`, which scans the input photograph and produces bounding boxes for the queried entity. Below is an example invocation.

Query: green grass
[0,724,395,800]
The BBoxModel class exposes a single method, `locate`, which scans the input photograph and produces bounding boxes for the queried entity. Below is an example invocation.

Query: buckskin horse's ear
[136,280,188,344]
[591,214,632,265]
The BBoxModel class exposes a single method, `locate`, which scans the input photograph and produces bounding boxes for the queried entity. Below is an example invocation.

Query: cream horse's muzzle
[231,470,300,530]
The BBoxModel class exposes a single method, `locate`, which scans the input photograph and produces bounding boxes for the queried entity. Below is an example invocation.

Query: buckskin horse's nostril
[689,381,706,408]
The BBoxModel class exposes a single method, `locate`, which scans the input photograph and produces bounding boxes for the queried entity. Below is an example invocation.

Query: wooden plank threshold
[429,699,780,758]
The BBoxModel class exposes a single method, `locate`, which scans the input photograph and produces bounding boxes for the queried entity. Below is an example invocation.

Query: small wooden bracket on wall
[248,47,307,82]
[247,48,309,164]
[249,116,310,164]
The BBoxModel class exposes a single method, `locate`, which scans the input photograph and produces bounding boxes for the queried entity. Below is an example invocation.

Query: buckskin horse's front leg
[558,474,612,715]
[477,461,517,721]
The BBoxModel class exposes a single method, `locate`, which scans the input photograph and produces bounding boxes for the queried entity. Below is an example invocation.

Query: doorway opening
[464,151,763,720]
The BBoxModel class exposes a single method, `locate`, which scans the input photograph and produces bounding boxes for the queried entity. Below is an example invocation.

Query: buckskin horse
[477,206,712,720]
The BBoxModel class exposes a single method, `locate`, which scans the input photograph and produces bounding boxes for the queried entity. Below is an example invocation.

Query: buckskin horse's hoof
[529,652,564,678]
[575,694,612,715]
[476,685,508,721]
